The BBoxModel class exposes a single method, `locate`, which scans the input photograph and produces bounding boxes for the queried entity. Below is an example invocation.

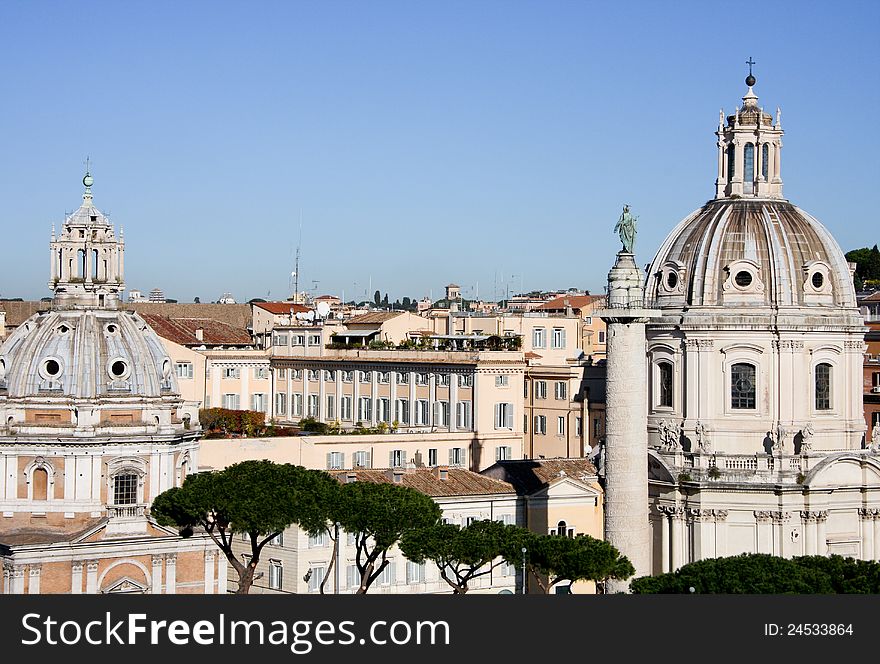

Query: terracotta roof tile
[253,301,311,315]
[330,467,515,497]
[481,458,598,495]
[346,311,405,325]
[141,314,252,346]
[535,295,601,312]
[126,302,252,330]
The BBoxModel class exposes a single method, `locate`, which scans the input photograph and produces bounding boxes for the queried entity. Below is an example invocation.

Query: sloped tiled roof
[0,300,46,326]
[330,468,516,497]
[481,458,598,495]
[0,518,104,547]
[253,301,311,315]
[346,311,405,325]
[141,314,253,346]
[535,295,600,312]
[126,302,252,330]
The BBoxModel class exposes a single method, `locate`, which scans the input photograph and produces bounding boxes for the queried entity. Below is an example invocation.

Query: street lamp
[521,547,527,595]
[334,521,341,594]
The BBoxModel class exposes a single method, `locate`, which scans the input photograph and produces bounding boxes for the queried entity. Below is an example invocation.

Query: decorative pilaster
[204,550,216,594]
[165,554,177,594]
[754,511,773,554]
[151,555,164,594]
[27,565,41,594]
[86,560,99,594]
[71,561,83,594]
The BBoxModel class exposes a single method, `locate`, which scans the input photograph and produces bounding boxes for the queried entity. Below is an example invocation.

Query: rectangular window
[309,334,321,346]
[326,395,335,420]
[308,394,319,417]
[555,381,567,400]
[731,363,757,410]
[275,393,287,415]
[379,563,395,586]
[270,531,284,547]
[390,449,405,467]
[551,328,566,349]
[815,363,832,411]
[598,331,606,344]
[534,415,547,435]
[496,446,511,461]
[437,401,450,426]
[449,447,464,467]
[308,531,326,548]
[340,396,352,421]
[427,448,438,466]
[397,372,410,385]
[277,368,287,379]
[346,564,360,590]
[406,561,426,584]
[273,334,288,346]
[222,393,240,410]
[377,372,390,384]
[292,335,305,346]
[308,369,319,382]
[494,403,514,430]
[576,416,583,437]
[593,417,601,438]
[535,380,547,399]
[113,473,138,505]
[342,370,354,382]
[533,327,546,349]
[358,397,372,422]
[416,399,429,425]
[268,560,283,590]
[353,450,370,468]
[292,369,303,381]
[458,374,473,388]
[415,373,429,386]
[222,367,240,379]
[307,566,325,593]
[293,393,303,417]
[325,370,336,381]
[557,416,565,435]
[378,398,391,422]
[327,451,344,470]
[254,366,269,380]
[175,362,193,379]
[436,374,449,387]
[359,371,372,384]
[496,375,509,387]
[456,401,471,429]
[395,399,410,424]
[251,393,267,412]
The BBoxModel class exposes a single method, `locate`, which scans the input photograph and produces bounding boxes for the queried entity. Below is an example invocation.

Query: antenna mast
[293,210,302,302]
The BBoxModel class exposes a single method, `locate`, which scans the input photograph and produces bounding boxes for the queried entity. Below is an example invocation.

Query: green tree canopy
[511,532,634,593]
[151,460,340,594]
[401,520,526,594]
[629,553,880,594]
[335,481,441,593]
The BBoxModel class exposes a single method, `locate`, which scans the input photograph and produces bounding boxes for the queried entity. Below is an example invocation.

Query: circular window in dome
[734,271,753,288]
[110,360,128,378]
[811,272,825,289]
[666,271,678,290]
[43,358,62,378]
[105,323,119,335]
[56,324,70,335]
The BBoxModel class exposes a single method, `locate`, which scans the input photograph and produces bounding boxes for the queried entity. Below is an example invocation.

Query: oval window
[44,359,61,377]
[111,360,127,378]
[106,324,118,334]
[57,324,70,334]
[734,271,753,288]
[666,271,678,289]
[811,272,824,289]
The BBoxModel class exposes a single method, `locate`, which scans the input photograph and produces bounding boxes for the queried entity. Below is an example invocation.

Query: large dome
[0,308,177,399]
[646,198,857,310]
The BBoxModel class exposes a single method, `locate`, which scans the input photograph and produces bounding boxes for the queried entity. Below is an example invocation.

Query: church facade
[0,174,222,594]
[639,73,880,573]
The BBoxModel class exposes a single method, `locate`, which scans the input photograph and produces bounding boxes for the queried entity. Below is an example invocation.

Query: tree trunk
[236,565,256,594]
[320,536,338,594]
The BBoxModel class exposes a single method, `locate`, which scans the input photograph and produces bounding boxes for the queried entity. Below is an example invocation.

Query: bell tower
[49,169,125,309]
[715,60,785,199]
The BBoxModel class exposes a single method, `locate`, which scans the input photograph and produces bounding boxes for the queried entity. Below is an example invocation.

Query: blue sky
[2,1,878,303]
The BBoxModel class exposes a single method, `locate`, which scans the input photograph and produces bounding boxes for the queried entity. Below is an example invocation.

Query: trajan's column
[598,206,658,592]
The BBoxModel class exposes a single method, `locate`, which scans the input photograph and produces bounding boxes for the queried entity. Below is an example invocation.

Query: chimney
[345,472,357,484]
[433,465,449,481]
[195,328,204,342]
[390,468,405,484]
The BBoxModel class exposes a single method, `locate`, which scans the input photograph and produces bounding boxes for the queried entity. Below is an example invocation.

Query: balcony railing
[107,504,147,519]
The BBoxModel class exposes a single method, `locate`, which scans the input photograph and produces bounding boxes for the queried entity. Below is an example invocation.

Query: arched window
[113,473,139,505]
[743,143,754,192]
[815,363,832,410]
[762,143,769,179]
[556,520,573,537]
[727,145,736,180]
[32,468,48,501]
[658,361,673,408]
[731,363,756,409]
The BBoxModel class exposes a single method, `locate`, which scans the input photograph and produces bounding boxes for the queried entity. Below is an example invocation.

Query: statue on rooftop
[614,204,637,253]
